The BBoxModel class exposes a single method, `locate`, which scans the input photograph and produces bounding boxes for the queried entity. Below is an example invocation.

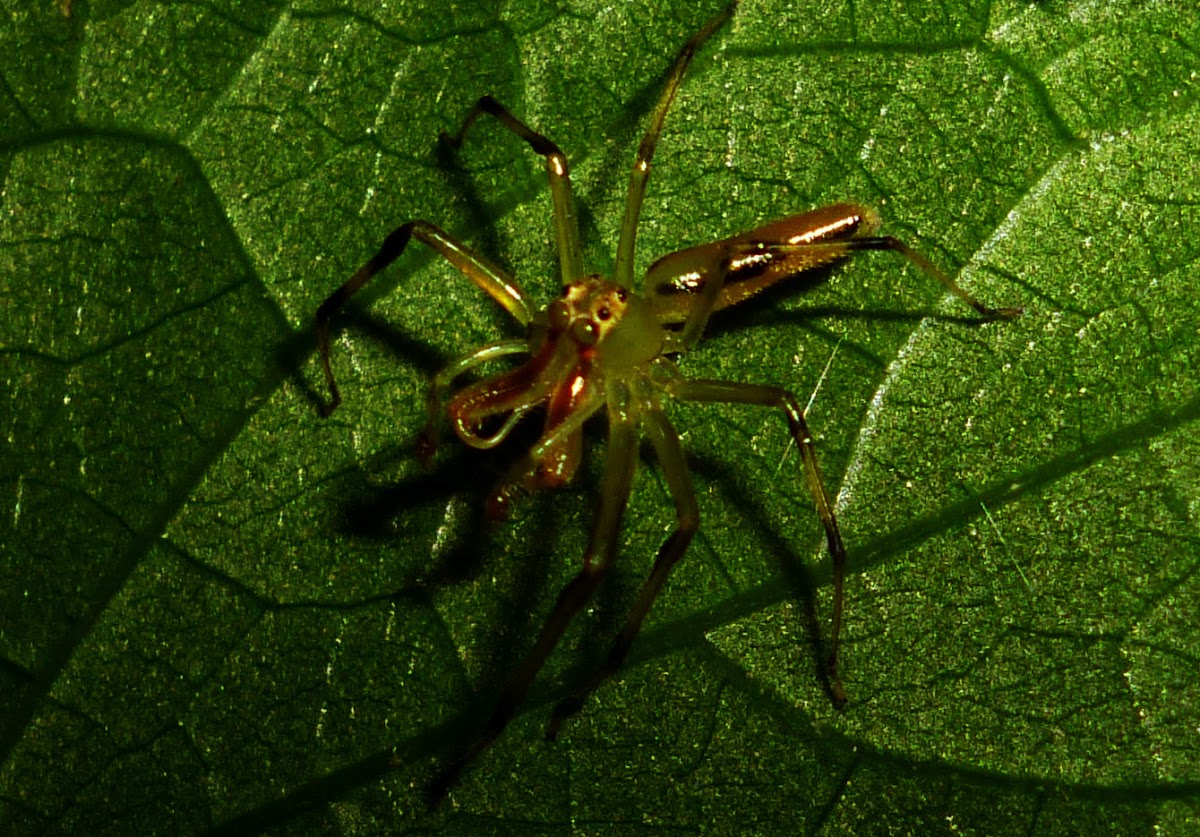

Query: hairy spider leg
[316,221,534,415]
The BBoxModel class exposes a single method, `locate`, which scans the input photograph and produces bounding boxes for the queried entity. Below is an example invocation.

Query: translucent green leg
[670,377,848,708]
[443,96,585,283]
[546,406,700,737]
[316,220,533,415]
[613,1,738,287]
[430,409,640,802]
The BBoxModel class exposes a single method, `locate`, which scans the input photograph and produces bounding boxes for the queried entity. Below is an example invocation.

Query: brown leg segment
[443,95,584,283]
[546,407,700,738]
[430,413,640,802]
[315,220,531,415]
[671,378,848,708]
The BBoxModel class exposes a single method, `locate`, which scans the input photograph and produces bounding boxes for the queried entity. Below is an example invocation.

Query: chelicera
[313,0,1020,797]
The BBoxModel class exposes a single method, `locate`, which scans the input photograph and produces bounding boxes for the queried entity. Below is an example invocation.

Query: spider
[314,0,1019,797]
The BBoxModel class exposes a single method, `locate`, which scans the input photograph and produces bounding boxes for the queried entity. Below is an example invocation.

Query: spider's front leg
[315,220,533,415]
[613,0,739,287]
[441,95,584,284]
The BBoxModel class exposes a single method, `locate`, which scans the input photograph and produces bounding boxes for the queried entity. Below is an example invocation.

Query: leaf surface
[2,0,1198,833]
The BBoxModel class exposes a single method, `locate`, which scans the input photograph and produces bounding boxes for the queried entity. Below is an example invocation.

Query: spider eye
[596,306,611,321]
[615,289,628,302]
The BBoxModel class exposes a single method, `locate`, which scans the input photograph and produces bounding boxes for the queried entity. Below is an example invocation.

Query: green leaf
[3,0,1199,833]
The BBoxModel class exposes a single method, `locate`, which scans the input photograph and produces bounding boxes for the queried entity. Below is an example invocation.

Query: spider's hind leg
[547,407,700,739]
[669,377,849,708]
[430,414,640,803]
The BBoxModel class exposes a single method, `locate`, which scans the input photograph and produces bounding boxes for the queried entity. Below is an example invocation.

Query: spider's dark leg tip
[437,128,468,159]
